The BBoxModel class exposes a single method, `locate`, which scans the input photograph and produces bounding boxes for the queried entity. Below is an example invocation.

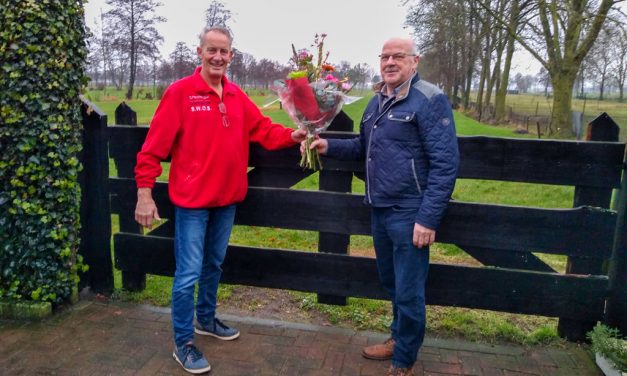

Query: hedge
[0,0,89,305]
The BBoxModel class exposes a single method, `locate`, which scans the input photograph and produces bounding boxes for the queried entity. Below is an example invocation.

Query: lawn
[93,87,581,346]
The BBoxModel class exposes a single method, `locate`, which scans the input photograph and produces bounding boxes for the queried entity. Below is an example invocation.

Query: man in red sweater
[134,26,306,374]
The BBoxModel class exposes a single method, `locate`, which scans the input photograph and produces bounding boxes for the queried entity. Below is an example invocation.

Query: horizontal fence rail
[114,233,608,321]
[110,179,617,259]
[108,125,625,188]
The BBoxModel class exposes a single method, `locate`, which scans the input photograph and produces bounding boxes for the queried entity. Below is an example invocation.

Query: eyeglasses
[218,102,229,127]
[379,53,416,62]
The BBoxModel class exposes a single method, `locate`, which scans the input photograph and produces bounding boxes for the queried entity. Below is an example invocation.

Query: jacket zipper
[411,159,422,194]
[366,97,405,204]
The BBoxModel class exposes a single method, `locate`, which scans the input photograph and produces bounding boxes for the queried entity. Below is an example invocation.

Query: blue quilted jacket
[327,73,459,230]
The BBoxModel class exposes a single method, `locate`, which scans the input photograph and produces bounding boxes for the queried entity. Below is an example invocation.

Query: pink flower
[325,74,339,83]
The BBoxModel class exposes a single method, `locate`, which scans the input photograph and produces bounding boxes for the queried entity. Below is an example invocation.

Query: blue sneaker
[172,342,211,374]
[195,318,240,340]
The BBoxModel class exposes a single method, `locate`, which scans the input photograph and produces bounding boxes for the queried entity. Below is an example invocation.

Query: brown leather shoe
[362,337,395,360]
[386,364,414,376]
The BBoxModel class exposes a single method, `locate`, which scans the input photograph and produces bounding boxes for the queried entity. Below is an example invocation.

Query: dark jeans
[171,205,236,347]
[371,206,430,368]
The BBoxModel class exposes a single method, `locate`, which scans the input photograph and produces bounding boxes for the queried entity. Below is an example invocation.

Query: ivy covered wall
[0,0,89,304]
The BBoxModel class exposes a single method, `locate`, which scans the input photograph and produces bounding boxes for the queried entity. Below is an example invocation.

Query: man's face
[379,40,419,90]
[197,31,233,79]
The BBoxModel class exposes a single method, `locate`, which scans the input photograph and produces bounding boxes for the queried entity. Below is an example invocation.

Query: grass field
[92,87,587,346]
[476,92,627,141]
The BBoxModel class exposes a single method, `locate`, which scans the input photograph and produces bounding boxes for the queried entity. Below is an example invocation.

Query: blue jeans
[371,206,430,369]
[171,205,236,347]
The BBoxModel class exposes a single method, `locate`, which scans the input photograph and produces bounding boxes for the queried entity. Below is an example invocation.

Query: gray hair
[199,26,233,47]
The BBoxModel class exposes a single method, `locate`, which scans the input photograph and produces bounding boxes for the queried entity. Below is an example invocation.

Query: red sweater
[135,67,295,208]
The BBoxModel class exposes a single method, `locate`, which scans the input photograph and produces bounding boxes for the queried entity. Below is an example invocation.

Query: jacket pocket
[387,111,415,122]
[361,111,374,123]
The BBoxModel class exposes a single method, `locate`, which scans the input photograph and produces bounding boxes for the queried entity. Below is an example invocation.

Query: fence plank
[109,179,616,258]
[114,233,608,321]
[558,114,621,341]
[109,121,145,291]
[605,150,627,336]
[79,99,113,293]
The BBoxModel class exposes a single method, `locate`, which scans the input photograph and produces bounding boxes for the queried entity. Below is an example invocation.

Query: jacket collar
[191,66,236,97]
[373,72,420,102]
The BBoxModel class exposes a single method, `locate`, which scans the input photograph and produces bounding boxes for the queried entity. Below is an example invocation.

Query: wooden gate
[79,99,627,340]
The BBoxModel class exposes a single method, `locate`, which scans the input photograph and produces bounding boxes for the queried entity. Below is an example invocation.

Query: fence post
[605,149,627,336]
[79,98,113,294]
[557,113,619,341]
[317,111,354,305]
[112,101,146,291]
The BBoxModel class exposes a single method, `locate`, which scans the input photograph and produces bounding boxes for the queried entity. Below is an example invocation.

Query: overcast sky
[84,0,543,75]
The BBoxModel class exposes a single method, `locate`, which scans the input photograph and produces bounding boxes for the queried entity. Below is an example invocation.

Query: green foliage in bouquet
[0,0,89,305]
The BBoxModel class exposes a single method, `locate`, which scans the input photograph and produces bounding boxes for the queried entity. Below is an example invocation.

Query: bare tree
[588,24,615,100]
[86,11,115,92]
[536,67,551,96]
[479,0,621,137]
[169,42,197,80]
[494,0,535,122]
[611,26,627,101]
[205,0,232,29]
[104,0,165,99]
[406,0,472,99]
[228,49,255,87]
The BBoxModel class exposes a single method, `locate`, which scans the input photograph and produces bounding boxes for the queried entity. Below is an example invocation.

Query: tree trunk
[462,12,476,110]
[485,52,502,119]
[495,30,515,123]
[498,0,519,124]
[550,74,577,138]
[126,1,136,100]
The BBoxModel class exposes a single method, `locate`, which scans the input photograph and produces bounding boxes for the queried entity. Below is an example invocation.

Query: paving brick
[546,349,579,369]
[322,350,345,373]
[360,360,392,376]
[482,367,505,376]
[440,349,461,364]
[497,354,523,370]
[349,334,370,346]
[260,332,297,346]
[248,324,284,336]
[211,359,260,376]
[420,352,443,362]
[423,360,463,374]
[316,331,352,344]
[135,352,169,376]
[459,355,483,375]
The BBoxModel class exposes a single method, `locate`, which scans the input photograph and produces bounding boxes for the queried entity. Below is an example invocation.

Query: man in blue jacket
[304,37,459,376]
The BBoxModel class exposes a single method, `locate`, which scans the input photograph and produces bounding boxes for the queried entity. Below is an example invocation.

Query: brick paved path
[0,300,602,375]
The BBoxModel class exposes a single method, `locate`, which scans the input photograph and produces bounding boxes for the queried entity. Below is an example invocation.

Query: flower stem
[300,135,322,171]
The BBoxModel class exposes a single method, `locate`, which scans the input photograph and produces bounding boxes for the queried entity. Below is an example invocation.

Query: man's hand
[135,187,161,229]
[413,223,435,248]
[300,137,328,155]
[291,129,307,143]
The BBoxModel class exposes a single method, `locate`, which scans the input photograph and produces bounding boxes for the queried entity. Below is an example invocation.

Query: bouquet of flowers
[274,33,357,170]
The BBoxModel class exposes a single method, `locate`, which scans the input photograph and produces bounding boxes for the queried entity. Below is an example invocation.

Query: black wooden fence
[79,98,627,341]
